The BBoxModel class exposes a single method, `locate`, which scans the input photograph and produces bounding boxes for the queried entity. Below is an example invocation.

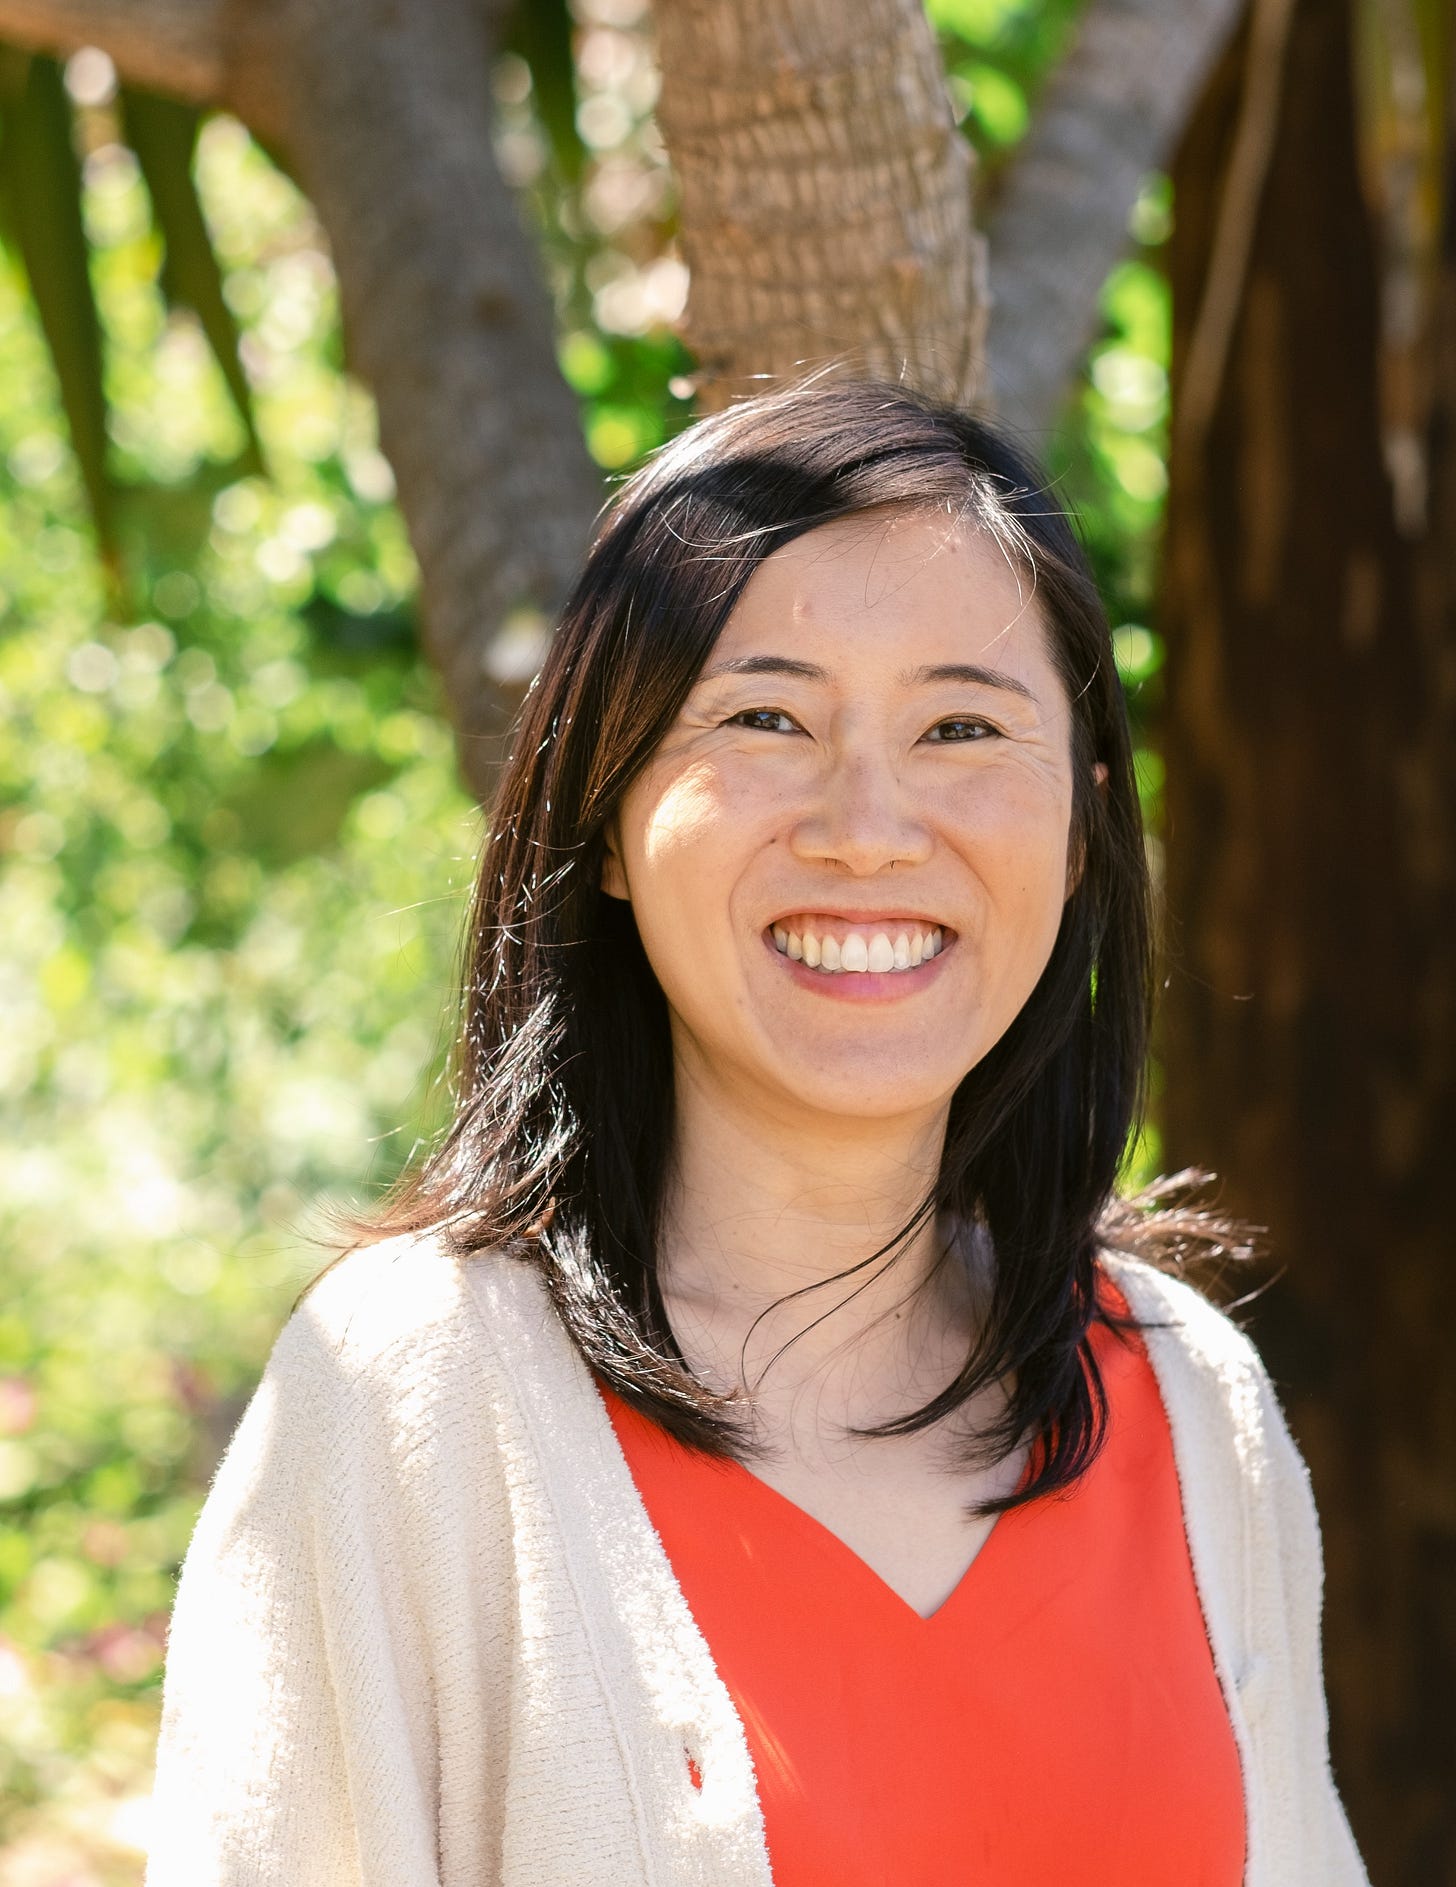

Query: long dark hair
[329,379,1252,1519]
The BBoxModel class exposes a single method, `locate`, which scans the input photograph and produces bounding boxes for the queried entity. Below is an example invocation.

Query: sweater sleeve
[145,1303,445,1887]
[1248,1348,1371,1887]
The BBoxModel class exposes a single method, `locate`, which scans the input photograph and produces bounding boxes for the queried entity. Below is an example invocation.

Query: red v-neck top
[597,1267,1247,1886]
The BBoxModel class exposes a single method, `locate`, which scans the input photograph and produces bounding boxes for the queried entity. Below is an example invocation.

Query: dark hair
[330,379,1252,1519]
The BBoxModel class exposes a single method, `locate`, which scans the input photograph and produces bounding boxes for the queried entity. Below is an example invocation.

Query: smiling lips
[768,915,950,976]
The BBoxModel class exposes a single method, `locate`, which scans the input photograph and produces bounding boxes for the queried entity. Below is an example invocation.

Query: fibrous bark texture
[983,0,1245,439]
[0,0,602,804]
[653,0,987,409]
[1161,3,1456,1880]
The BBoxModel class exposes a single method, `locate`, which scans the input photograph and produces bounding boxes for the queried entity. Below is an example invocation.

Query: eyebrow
[698,654,1038,703]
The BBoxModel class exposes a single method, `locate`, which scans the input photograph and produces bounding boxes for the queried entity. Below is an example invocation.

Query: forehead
[716,508,1057,680]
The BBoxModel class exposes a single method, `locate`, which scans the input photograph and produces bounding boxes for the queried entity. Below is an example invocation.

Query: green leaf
[118,88,265,476]
[0,52,114,557]
[927,0,1014,42]
[558,329,615,396]
[951,59,1030,147]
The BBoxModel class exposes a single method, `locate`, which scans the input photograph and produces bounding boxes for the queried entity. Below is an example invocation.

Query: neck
[656,1051,988,1435]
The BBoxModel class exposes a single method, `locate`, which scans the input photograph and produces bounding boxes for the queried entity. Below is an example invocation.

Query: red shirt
[598,1267,1247,1885]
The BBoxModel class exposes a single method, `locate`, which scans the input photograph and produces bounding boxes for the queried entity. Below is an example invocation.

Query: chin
[762,1053,966,1125]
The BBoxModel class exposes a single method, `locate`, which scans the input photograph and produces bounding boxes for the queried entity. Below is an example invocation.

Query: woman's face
[601,507,1093,1126]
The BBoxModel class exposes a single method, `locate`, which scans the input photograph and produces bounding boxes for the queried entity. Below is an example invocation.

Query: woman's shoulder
[267,1230,557,1426]
[1096,1245,1266,1383]
[1095,1246,1316,1509]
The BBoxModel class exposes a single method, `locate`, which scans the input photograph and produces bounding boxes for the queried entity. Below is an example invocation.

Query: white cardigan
[145,1234,1369,1886]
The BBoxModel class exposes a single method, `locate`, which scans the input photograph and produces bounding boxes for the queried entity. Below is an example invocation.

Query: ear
[600,818,630,902]
[1065,762,1109,900]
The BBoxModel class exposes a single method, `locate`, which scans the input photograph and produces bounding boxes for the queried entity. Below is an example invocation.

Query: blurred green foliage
[0,112,483,1872]
[0,2,1171,1875]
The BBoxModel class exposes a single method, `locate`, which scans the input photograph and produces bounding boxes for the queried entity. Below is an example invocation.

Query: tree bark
[222,0,602,801]
[0,0,603,803]
[0,0,222,100]
[653,0,988,409]
[1161,3,1456,1879]
[983,0,1246,439]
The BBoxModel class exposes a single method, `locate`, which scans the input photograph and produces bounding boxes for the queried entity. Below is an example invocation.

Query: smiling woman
[144,383,1369,1887]
[600,509,1091,1104]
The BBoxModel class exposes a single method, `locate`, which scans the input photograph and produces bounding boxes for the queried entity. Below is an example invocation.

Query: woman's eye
[726,707,800,734]
[926,717,1000,742]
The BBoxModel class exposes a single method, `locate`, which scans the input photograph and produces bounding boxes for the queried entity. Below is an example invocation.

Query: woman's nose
[788,747,934,875]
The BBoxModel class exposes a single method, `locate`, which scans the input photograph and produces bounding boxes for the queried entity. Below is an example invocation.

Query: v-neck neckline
[462,1246,1270,1887]
[598,1381,1038,1627]
[711,1445,1035,1625]
[596,1256,1153,1629]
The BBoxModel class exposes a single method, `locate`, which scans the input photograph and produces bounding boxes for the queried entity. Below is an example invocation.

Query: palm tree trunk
[653,0,988,408]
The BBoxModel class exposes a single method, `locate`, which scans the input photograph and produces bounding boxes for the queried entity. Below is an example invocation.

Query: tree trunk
[653,0,988,409]
[1161,3,1456,1880]
[0,0,603,803]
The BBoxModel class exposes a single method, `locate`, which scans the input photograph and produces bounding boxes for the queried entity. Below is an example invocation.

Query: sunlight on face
[601,508,1088,1130]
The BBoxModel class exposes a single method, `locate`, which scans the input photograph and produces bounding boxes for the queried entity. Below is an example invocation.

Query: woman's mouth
[766,914,952,977]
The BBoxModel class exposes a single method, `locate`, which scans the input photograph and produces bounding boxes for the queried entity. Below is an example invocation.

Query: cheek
[632,748,790,875]
[635,765,739,886]
[622,763,764,971]
[943,767,1074,906]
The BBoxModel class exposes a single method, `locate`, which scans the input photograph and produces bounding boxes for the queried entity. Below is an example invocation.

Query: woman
[145,382,1368,1886]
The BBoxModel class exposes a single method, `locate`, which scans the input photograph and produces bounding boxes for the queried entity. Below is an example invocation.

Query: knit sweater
[145,1233,1370,1887]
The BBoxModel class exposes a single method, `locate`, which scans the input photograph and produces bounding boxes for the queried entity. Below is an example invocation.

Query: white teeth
[772,919,951,976]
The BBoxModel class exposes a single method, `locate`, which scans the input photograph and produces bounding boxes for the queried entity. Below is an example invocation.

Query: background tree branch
[0,0,223,102]
[0,0,602,803]
[984,0,1245,438]
[222,0,603,800]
